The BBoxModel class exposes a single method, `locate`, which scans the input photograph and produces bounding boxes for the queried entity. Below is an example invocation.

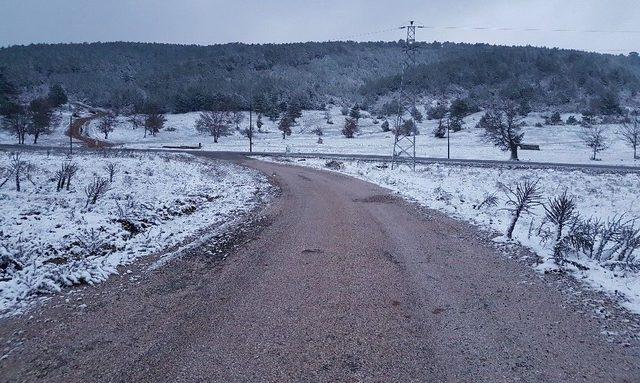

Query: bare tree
[544,190,577,261]
[6,152,33,192]
[84,177,110,208]
[195,111,231,143]
[104,162,118,182]
[579,123,608,160]
[480,102,524,160]
[504,179,542,239]
[231,111,244,130]
[618,118,640,159]
[128,114,144,130]
[98,112,116,139]
[2,106,30,144]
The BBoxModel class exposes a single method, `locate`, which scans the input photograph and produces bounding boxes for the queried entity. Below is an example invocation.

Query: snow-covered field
[266,157,640,314]
[0,150,271,316]
[81,108,640,166]
[2,107,638,167]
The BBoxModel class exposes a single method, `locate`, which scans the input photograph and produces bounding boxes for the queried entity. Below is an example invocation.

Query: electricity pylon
[391,21,424,170]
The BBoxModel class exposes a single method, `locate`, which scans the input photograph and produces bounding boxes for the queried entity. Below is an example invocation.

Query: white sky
[1,0,639,53]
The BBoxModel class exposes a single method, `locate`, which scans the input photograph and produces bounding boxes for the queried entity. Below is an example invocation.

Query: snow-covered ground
[2,107,638,167]
[78,108,640,166]
[265,157,640,314]
[0,150,271,316]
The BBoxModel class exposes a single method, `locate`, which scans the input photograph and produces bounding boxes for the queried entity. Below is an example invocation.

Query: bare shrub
[115,195,139,219]
[504,180,542,239]
[474,193,498,210]
[0,240,26,277]
[544,190,577,261]
[65,163,78,191]
[4,152,34,192]
[84,177,110,208]
[579,124,608,160]
[74,228,106,258]
[564,215,640,270]
[618,118,640,159]
[55,162,79,191]
[105,162,118,182]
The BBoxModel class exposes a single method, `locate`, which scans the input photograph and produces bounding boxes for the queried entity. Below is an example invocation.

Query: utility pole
[391,20,424,170]
[447,115,451,159]
[248,87,254,153]
[69,113,73,156]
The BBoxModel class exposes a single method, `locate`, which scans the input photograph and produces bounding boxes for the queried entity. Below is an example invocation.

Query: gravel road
[1,157,639,382]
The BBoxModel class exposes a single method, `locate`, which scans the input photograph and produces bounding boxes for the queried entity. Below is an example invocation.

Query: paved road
[2,143,640,174]
[1,157,639,382]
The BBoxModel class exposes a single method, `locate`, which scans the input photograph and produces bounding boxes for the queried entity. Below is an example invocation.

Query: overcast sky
[1,0,639,53]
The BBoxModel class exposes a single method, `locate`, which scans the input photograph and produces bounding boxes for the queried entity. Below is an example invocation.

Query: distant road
[1,143,639,173]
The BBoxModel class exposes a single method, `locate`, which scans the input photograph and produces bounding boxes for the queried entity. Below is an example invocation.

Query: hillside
[1,41,640,113]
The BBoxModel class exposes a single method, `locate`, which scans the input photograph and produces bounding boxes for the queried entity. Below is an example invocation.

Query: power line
[410,21,640,35]
[322,23,637,54]
[326,27,400,42]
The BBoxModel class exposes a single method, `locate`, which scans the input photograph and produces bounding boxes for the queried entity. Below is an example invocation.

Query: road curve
[1,157,639,382]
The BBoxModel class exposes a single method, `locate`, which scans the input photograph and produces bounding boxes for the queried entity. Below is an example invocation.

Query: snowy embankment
[0,150,271,316]
[266,157,640,314]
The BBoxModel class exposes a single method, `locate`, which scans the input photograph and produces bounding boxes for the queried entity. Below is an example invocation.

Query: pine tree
[278,116,293,139]
[48,84,68,107]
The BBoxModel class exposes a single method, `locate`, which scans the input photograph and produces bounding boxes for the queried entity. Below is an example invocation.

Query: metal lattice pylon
[391,21,423,170]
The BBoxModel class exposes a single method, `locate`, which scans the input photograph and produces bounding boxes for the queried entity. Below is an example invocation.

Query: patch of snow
[0,150,271,316]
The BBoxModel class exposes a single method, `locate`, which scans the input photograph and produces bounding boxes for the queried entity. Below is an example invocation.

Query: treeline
[0,41,639,114]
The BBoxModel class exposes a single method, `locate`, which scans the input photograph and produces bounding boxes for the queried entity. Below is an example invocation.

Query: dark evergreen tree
[410,106,423,123]
[278,115,293,139]
[47,84,68,107]
[342,117,359,138]
[349,105,361,120]
[28,98,57,144]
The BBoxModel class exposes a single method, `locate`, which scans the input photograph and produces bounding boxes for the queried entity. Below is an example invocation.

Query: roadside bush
[325,160,344,170]
[563,215,640,270]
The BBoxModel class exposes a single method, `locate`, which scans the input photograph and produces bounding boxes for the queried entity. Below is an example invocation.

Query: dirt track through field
[1,157,639,382]
[68,110,112,148]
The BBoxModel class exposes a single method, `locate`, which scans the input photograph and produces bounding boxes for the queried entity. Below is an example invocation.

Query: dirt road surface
[1,157,639,382]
